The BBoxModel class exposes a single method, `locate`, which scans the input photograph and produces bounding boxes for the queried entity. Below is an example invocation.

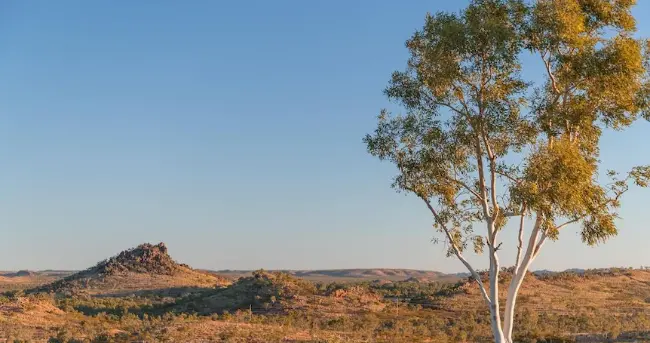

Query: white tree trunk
[489,287,506,343]
[485,257,512,343]
[503,271,526,342]
[491,320,507,343]
[488,228,506,343]
[502,217,543,342]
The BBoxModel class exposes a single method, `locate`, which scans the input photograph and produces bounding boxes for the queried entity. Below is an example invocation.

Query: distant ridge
[11,265,637,290]
[208,268,461,283]
[1,270,35,277]
[205,268,637,283]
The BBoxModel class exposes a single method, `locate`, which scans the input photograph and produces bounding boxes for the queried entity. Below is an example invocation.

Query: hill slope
[30,242,229,296]
[433,268,650,316]
[171,270,386,315]
[5,268,650,342]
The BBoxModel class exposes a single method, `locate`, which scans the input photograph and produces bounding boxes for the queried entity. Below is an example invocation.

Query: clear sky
[1,1,649,273]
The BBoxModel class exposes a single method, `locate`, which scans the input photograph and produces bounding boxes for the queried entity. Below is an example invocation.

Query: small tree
[364,1,650,342]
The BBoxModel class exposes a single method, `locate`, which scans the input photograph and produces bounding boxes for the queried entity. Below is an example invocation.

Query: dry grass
[0,274,61,292]
[439,269,650,316]
[3,244,650,342]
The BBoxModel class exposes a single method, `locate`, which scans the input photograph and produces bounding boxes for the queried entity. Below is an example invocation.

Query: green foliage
[368,280,455,299]
[365,0,649,252]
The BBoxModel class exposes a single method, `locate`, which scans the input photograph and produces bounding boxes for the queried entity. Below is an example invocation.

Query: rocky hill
[30,242,230,296]
[91,242,184,275]
[171,270,385,315]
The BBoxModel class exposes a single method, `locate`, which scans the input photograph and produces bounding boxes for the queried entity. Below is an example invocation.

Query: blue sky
[1,1,649,273]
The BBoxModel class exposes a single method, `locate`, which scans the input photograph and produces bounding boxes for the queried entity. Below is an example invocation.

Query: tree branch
[447,176,483,201]
[438,83,492,228]
[495,169,521,185]
[513,206,526,272]
[474,143,492,228]
[555,217,581,231]
[532,231,548,260]
[476,51,498,218]
[554,190,625,231]
[420,195,492,306]
[480,131,499,244]
[501,210,523,217]
[518,215,542,274]
[432,101,469,118]
[542,52,560,94]
[488,154,499,230]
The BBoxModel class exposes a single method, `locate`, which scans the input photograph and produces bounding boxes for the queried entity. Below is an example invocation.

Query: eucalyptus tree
[364,1,650,342]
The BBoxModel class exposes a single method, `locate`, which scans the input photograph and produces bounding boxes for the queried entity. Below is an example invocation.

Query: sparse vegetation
[2,244,650,342]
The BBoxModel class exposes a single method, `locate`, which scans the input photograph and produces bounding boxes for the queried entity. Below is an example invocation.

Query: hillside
[171,270,385,316]
[29,243,230,296]
[433,268,650,317]
[4,268,650,342]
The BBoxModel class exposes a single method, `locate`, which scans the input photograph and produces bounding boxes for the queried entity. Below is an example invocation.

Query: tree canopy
[365,0,649,253]
[364,1,649,342]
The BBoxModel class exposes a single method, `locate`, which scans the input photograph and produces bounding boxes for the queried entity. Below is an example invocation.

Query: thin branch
[420,196,492,306]
[542,51,560,94]
[474,69,499,229]
[554,191,624,230]
[513,205,526,271]
[473,143,492,231]
[453,91,491,226]
[456,89,477,121]
[479,126,499,226]
[495,170,521,185]
[488,155,499,221]
[501,210,522,217]
[477,101,499,228]
[421,87,474,119]
[432,101,468,118]
[555,217,581,231]
[517,215,542,274]
[530,178,630,261]
[475,70,499,228]
[481,135,499,244]
[448,177,483,201]
[442,83,492,230]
